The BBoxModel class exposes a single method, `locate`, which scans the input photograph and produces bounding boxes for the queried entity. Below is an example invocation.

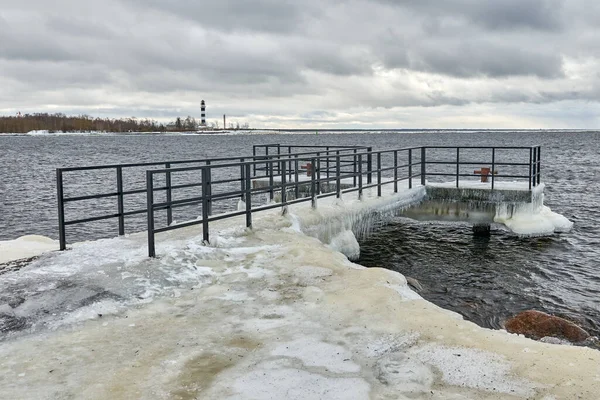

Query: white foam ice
[0,235,59,263]
[494,185,574,236]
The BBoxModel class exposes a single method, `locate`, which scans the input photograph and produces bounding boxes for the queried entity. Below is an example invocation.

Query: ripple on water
[358,217,600,340]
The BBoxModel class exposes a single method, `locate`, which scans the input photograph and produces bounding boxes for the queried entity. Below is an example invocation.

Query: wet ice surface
[0,183,420,338]
[0,231,279,337]
[0,235,538,399]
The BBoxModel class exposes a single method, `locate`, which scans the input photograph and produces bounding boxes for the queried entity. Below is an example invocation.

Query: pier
[57,144,544,257]
[2,144,592,400]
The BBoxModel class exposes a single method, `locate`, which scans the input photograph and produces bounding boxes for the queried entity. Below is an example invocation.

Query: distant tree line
[0,113,250,133]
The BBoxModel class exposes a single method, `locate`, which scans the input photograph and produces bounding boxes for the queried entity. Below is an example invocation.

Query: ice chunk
[328,230,360,261]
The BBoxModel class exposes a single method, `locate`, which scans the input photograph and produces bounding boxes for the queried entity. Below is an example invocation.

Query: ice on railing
[297,186,426,247]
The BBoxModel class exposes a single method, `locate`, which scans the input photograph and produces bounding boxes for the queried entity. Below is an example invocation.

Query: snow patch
[227,360,370,400]
[0,235,58,263]
[412,344,536,397]
[272,336,361,373]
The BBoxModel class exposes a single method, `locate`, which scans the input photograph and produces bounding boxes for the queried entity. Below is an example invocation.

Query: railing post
[289,154,293,183]
[201,167,210,244]
[281,160,287,212]
[56,169,67,251]
[353,149,357,187]
[408,149,413,189]
[358,154,363,199]
[326,147,330,182]
[532,146,538,187]
[277,144,281,175]
[336,152,341,198]
[421,147,426,186]
[252,145,257,176]
[393,150,398,193]
[316,153,321,194]
[491,148,495,190]
[206,160,212,215]
[529,147,533,190]
[537,146,541,185]
[367,147,373,184]
[377,152,382,197]
[269,159,274,201]
[165,163,172,225]
[455,148,460,188]
[240,158,245,201]
[245,164,252,228]
[265,146,269,178]
[116,166,125,235]
[146,171,155,258]
[310,157,317,208]
[294,155,299,199]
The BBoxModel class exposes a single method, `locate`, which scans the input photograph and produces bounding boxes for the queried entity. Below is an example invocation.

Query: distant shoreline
[1,128,599,136]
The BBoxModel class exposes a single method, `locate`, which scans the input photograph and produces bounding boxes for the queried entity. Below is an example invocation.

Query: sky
[1,0,599,129]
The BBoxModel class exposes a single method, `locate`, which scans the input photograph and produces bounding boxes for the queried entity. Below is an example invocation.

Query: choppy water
[1,130,599,338]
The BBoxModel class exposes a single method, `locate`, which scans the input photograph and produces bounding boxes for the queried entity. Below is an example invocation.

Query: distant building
[201,100,206,126]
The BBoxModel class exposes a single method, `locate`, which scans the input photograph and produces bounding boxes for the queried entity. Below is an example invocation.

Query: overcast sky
[1,0,599,128]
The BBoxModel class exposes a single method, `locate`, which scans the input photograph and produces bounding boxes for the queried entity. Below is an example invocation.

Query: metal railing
[420,146,541,189]
[56,144,542,257]
[55,146,367,250]
[252,144,373,183]
[146,147,421,257]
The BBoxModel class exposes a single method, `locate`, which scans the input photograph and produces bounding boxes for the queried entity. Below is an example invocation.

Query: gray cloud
[0,0,599,128]
[376,0,564,31]
[409,40,564,78]
[127,0,306,34]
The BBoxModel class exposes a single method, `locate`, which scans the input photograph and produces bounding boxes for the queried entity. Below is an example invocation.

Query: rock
[504,310,590,343]
[406,277,424,292]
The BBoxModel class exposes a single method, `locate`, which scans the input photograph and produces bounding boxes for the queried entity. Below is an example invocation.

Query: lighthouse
[201,100,206,126]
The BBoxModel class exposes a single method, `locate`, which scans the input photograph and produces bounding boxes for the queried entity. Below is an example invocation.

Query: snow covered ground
[0,182,593,399]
